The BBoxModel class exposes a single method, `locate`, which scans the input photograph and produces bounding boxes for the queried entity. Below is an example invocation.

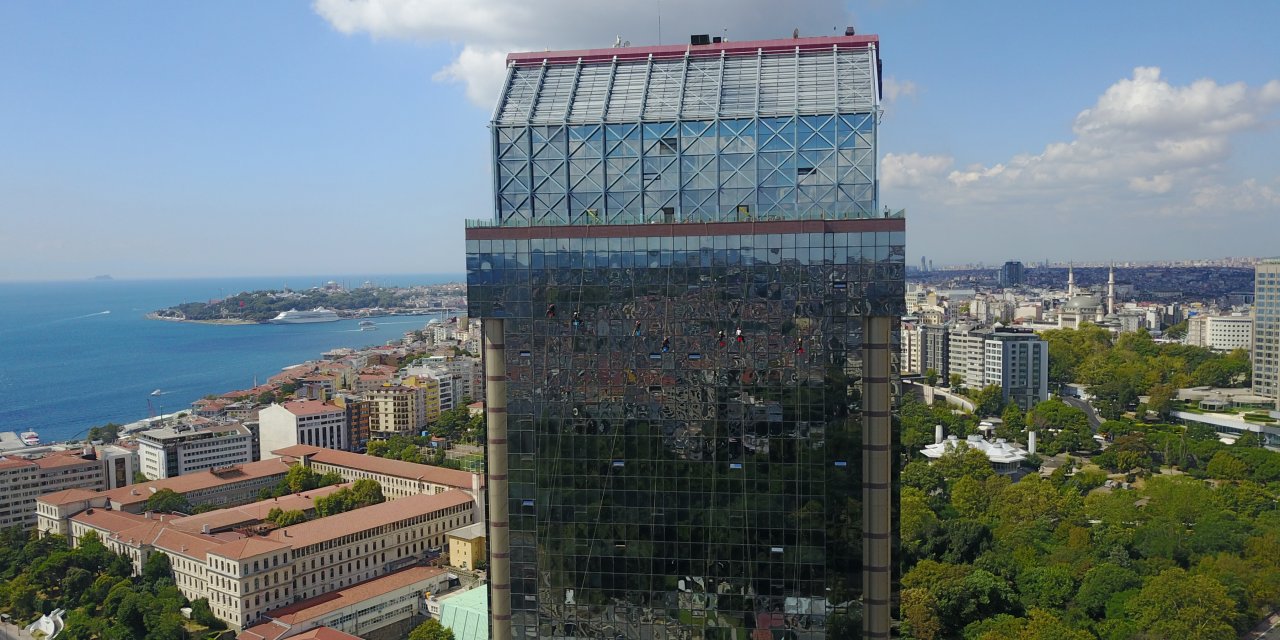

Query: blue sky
[2,1,1277,280]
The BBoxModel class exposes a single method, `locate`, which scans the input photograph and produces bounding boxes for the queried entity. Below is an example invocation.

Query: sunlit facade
[467,34,904,640]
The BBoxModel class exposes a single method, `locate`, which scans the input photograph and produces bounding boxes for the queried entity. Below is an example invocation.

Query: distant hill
[152,287,413,323]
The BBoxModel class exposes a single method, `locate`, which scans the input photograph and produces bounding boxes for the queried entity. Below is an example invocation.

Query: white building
[137,422,257,480]
[0,445,135,529]
[921,435,1028,475]
[1188,314,1253,352]
[258,401,349,458]
[948,323,987,390]
[900,320,921,375]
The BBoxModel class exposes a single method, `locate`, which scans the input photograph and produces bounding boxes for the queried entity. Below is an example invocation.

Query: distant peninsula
[91,274,113,280]
[149,282,466,324]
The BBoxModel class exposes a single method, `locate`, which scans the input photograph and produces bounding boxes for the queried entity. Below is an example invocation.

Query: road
[1063,396,1103,431]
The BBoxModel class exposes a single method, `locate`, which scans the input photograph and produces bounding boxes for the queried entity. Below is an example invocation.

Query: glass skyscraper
[467,33,904,640]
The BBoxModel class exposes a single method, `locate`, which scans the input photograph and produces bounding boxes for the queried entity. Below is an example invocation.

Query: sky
[1,1,1278,280]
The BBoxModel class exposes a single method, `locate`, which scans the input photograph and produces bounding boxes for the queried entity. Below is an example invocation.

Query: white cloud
[886,66,1280,262]
[313,0,854,107]
[881,152,952,189]
[894,67,1280,211]
[882,76,918,103]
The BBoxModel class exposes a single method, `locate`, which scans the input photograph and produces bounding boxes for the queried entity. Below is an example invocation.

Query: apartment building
[330,394,373,453]
[983,329,1050,411]
[949,323,989,390]
[259,401,349,458]
[138,422,258,480]
[366,385,425,439]
[0,446,134,529]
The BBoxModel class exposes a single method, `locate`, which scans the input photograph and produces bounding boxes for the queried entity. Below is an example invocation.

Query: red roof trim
[467,218,904,241]
[507,34,878,66]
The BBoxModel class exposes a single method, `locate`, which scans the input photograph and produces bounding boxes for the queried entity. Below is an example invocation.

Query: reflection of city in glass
[467,34,904,639]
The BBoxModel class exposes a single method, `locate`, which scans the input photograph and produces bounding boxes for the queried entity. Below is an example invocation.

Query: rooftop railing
[465,208,904,229]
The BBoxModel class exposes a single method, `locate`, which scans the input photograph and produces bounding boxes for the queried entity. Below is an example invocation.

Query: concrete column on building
[862,315,893,639]
[482,319,512,640]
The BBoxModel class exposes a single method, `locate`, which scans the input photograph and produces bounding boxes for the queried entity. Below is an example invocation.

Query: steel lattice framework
[490,39,881,227]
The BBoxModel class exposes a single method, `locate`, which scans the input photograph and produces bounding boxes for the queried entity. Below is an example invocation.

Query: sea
[0,274,463,444]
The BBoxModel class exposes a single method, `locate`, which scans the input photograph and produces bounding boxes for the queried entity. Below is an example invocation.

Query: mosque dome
[1063,295,1102,311]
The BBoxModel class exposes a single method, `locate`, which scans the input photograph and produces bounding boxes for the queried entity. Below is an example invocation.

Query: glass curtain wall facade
[467,35,904,640]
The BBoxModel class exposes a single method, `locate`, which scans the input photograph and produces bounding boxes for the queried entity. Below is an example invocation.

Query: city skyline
[3,1,1279,281]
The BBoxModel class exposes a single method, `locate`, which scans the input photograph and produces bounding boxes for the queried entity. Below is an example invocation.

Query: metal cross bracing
[493,112,877,226]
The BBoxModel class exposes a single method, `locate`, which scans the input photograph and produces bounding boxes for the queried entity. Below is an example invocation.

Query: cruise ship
[268,308,341,324]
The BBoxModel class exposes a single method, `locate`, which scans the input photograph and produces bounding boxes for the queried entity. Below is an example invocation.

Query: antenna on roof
[792,28,800,39]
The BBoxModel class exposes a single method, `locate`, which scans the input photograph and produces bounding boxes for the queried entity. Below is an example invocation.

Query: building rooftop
[272,445,480,490]
[436,586,489,640]
[212,536,286,561]
[167,484,348,534]
[268,490,473,549]
[237,566,448,640]
[0,449,99,471]
[37,488,102,506]
[507,33,879,65]
[447,522,485,541]
[921,435,1029,465]
[97,457,292,508]
[496,34,881,127]
[137,422,247,442]
[277,400,343,417]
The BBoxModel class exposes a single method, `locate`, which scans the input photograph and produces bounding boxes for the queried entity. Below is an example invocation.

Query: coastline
[146,312,260,325]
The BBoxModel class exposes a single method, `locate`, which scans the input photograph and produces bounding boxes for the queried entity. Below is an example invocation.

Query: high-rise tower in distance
[1254,258,1280,406]
[466,31,905,639]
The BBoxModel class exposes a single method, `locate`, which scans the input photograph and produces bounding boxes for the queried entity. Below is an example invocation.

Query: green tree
[934,443,995,484]
[407,618,456,640]
[924,368,939,387]
[144,489,191,514]
[1075,563,1140,618]
[1125,568,1236,640]
[901,460,944,494]
[949,373,964,390]
[998,403,1026,440]
[900,587,942,640]
[1016,565,1075,610]
[142,552,171,586]
[1146,382,1177,419]
[901,488,938,556]
[1206,451,1249,481]
[973,384,1005,418]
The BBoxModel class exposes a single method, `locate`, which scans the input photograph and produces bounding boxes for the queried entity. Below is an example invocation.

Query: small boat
[151,389,163,396]
[358,320,377,330]
[20,431,40,446]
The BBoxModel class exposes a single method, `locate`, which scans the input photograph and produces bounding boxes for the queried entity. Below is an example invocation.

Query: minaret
[1107,265,1116,316]
[1067,263,1076,298]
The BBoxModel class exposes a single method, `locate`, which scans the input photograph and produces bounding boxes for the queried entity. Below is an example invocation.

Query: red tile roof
[279,400,343,417]
[238,566,447,640]
[97,458,291,508]
[37,488,101,506]
[268,491,473,549]
[272,445,479,489]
